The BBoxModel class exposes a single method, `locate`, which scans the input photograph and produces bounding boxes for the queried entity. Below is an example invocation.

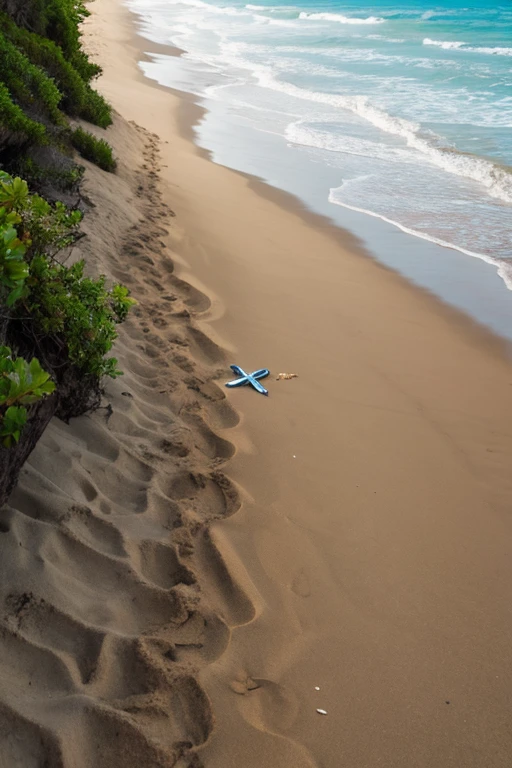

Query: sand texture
[0,120,244,767]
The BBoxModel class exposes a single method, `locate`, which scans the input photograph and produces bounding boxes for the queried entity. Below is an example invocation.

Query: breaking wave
[298,12,385,24]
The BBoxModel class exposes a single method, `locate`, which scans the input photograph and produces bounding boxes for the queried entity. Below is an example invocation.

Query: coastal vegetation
[0,350,55,448]
[0,0,115,187]
[0,169,135,502]
[0,169,135,447]
[0,1,133,504]
[70,126,117,171]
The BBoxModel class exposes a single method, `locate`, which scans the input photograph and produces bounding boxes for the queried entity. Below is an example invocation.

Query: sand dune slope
[0,118,244,768]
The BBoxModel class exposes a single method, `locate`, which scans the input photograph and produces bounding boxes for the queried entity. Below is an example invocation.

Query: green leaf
[0,405,28,446]
[6,284,26,307]
[0,176,29,211]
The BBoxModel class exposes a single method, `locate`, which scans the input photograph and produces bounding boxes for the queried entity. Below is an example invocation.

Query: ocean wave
[338,101,512,204]
[423,38,466,50]
[420,8,468,20]
[328,188,512,289]
[364,34,406,43]
[298,12,385,24]
[246,3,299,9]
[423,38,512,56]
[253,13,298,27]
[169,0,242,15]
[468,47,512,57]
[286,121,419,163]
[248,68,512,204]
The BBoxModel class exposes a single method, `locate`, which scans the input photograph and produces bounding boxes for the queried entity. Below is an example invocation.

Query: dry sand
[1,0,512,765]
[0,117,236,766]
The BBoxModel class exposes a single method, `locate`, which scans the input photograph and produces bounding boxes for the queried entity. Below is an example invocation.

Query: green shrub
[0,172,135,382]
[0,203,30,307]
[26,258,135,377]
[70,127,116,172]
[79,85,112,128]
[0,346,55,446]
[0,173,30,211]
[0,171,83,305]
[0,0,89,60]
[0,171,82,256]
[44,0,88,57]
[12,156,85,194]
[0,30,63,125]
[0,14,112,127]
[0,82,47,145]
[0,2,112,170]
[70,50,102,84]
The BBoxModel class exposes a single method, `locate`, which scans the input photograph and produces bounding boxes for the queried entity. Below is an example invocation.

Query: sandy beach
[85,3,512,763]
[2,0,512,765]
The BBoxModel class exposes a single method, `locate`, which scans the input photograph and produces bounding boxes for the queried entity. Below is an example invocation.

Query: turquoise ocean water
[128,0,512,297]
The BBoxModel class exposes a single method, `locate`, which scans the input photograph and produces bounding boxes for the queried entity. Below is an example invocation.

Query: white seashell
[314,686,320,691]
[316,709,328,715]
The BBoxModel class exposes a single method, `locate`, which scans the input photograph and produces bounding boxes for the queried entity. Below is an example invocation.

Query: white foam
[246,3,299,9]
[253,14,298,27]
[469,46,512,57]
[328,187,512,290]
[246,68,512,204]
[156,0,245,16]
[423,38,512,56]
[423,38,465,50]
[285,120,419,164]
[365,34,406,43]
[298,12,385,24]
[129,0,512,207]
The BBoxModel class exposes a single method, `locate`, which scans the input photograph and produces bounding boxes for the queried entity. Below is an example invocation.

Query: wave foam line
[328,189,512,290]
[298,12,385,24]
[423,38,512,56]
[423,38,466,50]
[248,69,512,204]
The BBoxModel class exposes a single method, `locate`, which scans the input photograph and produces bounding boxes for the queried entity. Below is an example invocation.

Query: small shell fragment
[276,373,298,381]
[314,687,320,691]
[316,709,328,715]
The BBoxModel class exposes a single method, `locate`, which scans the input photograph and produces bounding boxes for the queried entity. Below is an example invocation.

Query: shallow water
[127,0,512,335]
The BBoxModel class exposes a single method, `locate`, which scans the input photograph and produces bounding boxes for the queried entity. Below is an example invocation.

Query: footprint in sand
[291,569,311,598]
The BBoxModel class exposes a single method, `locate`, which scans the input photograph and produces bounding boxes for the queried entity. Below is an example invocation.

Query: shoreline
[80,2,512,767]
[126,10,512,342]
[129,8,512,368]
[100,6,512,356]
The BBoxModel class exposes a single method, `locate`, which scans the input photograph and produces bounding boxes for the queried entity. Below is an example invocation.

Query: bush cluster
[0,171,135,444]
[70,127,117,172]
[0,82,46,146]
[0,28,63,126]
[0,0,113,170]
[1,13,111,128]
[13,155,84,194]
[0,1,127,461]
[0,0,92,71]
